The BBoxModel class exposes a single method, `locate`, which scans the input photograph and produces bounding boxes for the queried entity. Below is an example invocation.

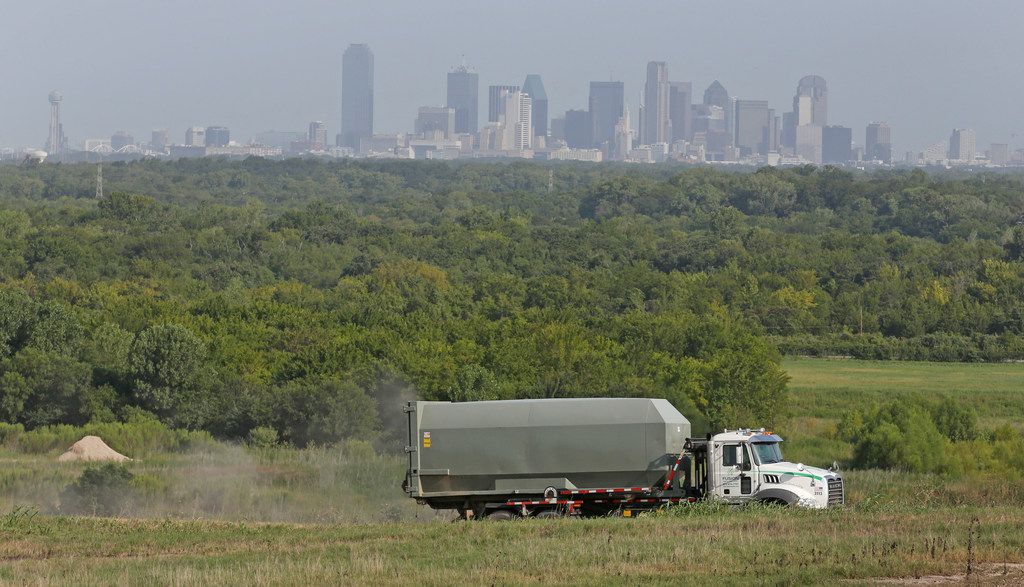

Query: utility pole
[95,163,103,199]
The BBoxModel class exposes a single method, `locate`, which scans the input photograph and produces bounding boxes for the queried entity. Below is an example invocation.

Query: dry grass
[1,506,1023,585]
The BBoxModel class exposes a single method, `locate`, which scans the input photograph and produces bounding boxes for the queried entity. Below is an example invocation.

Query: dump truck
[403,398,843,519]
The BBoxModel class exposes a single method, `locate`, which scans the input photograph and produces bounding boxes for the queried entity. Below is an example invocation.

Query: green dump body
[405,398,691,502]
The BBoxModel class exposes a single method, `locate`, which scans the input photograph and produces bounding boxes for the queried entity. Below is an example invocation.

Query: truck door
[714,443,754,502]
[714,443,742,501]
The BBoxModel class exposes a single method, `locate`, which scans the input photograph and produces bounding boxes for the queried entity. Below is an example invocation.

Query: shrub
[10,415,215,456]
[60,463,136,516]
[246,426,279,449]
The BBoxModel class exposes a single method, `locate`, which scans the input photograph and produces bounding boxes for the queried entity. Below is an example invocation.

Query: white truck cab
[706,429,843,508]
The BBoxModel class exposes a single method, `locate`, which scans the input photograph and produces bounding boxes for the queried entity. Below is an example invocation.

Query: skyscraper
[564,109,592,149]
[784,76,828,163]
[589,81,625,151]
[491,89,532,150]
[668,81,692,142]
[341,43,374,149]
[822,126,853,164]
[641,61,670,145]
[734,100,775,156]
[702,80,733,141]
[447,65,479,135]
[522,74,548,139]
[865,122,892,163]
[703,80,730,109]
[614,105,634,161]
[46,91,64,156]
[949,128,976,162]
[488,85,520,123]
[795,75,828,126]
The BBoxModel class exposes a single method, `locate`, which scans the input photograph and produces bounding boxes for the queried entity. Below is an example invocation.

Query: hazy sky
[2,0,1022,154]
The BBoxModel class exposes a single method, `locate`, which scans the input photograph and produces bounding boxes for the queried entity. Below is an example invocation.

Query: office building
[110,131,134,151]
[447,65,479,134]
[668,81,692,142]
[415,107,456,139]
[254,130,304,149]
[589,81,625,151]
[341,43,374,149]
[641,61,670,145]
[308,121,327,150]
[185,127,206,147]
[522,74,548,139]
[549,116,566,142]
[564,109,592,149]
[150,129,169,150]
[949,128,976,162]
[734,100,775,156]
[822,126,852,164]
[865,122,892,163]
[989,143,1010,165]
[795,123,823,163]
[205,126,230,147]
[921,140,948,164]
[488,85,520,123]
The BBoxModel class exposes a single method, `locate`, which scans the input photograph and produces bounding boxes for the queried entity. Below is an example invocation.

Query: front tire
[484,510,514,521]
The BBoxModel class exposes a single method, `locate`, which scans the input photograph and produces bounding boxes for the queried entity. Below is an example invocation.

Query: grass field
[784,358,1024,424]
[780,358,1024,466]
[2,358,1024,584]
[2,502,1023,585]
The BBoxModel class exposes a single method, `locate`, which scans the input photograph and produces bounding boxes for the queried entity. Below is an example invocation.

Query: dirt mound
[58,436,131,463]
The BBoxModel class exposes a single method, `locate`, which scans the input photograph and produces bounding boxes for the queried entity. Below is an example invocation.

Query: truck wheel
[484,510,514,521]
[535,510,562,519]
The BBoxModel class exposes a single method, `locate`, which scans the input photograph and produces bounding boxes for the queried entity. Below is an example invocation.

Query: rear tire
[484,510,514,521]
[535,509,562,519]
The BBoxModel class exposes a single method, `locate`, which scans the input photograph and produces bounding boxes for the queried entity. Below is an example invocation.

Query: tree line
[0,159,1022,444]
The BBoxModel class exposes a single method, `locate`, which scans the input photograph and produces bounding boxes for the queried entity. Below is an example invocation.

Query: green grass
[784,357,1024,424]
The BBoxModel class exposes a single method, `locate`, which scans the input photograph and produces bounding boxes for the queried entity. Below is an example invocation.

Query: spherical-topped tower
[47,90,64,156]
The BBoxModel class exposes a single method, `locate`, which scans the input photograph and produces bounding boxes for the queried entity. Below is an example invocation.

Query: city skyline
[2,0,1022,155]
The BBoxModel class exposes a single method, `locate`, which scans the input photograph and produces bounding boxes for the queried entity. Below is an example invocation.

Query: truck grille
[827,477,844,506]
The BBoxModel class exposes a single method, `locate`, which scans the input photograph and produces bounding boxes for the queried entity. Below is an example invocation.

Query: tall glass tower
[340,44,374,150]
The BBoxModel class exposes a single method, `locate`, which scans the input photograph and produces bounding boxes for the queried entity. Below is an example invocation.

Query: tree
[274,378,379,446]
[129,324,209,427]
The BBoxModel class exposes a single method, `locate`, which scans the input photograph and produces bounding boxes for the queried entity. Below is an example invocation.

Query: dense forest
[1,159,1022,445]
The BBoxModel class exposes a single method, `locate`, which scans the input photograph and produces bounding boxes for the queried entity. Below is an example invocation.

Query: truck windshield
[752,442,784,465]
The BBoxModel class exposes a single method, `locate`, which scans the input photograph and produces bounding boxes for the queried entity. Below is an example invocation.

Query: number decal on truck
[423,431,431,448]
